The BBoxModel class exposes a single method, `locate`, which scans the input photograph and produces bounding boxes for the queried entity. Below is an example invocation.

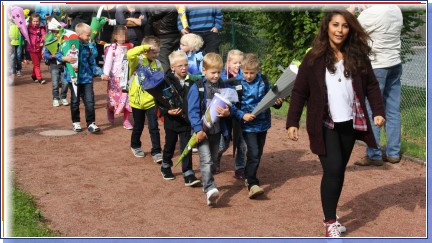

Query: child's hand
[196,130,207,143]
[167,108,182,116]
[40,42,44,47]
[180,29,189,35]
[62,56,77,64]
[101,74,109,81]
[242,113,256,122]
[275,98,285,106]
[216,105,230,117]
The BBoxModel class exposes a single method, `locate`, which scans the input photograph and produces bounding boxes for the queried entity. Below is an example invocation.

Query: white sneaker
[325,220,341,237]
[206,188,219,206]
[72,122,82,132]
[53,99,60,107]
[323,215,346,233]
[88,122,100,133]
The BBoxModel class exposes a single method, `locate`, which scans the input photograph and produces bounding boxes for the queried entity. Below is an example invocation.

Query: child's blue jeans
[10,45,22,73]
[217,133,247,170]
[50,64,68,99]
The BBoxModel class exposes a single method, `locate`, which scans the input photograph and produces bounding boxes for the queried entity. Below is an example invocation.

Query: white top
[325,59,354,122]
[357,4,403,69]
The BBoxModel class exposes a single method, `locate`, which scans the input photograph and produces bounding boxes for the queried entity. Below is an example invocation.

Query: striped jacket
[177,5,223,32]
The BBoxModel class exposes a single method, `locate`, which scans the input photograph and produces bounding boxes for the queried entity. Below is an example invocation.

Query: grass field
[12,188,60,237]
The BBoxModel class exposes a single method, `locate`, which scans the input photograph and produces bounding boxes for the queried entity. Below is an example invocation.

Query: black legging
[319,120,357,222]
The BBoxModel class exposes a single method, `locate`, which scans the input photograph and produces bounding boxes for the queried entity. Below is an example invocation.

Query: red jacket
[286,52,385,156]
[26,23,46,52]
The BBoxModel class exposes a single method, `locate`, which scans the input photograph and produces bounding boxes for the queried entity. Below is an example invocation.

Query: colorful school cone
[45,38,59,56]
[90,17,107,41]
[176,4,190,33]
[202,93,232,132]
[59,28,80,95]
[174,133,198,168]
[11,7,30,45]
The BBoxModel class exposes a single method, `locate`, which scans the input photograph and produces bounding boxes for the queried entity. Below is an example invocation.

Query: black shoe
[38,79,46,84]
[31,76,37,82]
[184,174,201,187]
[161,167,175,180]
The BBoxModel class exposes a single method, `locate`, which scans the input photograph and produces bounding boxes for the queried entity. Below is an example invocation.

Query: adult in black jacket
[65,5,93,30]
[147,5,181,71]
[155,51,200,186]
[115,4,146,48]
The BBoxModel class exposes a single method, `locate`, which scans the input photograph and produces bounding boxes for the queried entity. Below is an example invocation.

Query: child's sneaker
[152,153,163,163]
[31,76,38,82]
[87,122,100,133]
[161,167,175,180]
[60,98,69,106]
[206,188,219,206]
[323,215,346,233]
[22,60,28,64]
[53,98,60,107]
[248,185,264,199]
[325,220,341,237]
[16,70,23,76]
[184,175,201,187]
[123,120,133,130]
[131,147,145,157]
[72,122,82,132]
[107,110,115,123]
[38,79,46,84]
[234,168,246,180]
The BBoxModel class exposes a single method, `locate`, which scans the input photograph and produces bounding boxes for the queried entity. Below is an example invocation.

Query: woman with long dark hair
[286,9,386,237]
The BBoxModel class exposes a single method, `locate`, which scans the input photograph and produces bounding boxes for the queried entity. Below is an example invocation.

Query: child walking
[187,53,232,206]
[27,13,46,84]
[102,25,133,129]
[231,53,284,199]
[216,49,247,179]
[127,36,163,163]
[178,33,204,75]
[57,23,109,132]
[156,51,200,186]
[45,16,69,107]
[8,12,23,77]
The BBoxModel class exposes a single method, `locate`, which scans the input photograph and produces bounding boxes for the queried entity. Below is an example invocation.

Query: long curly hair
[308,8,373,76]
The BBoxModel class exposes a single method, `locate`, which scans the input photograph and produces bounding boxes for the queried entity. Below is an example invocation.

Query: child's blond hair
[203,53,223,70]
[169,51,188,66]
[241,53,260,70]
[181,33,204,52]
[75,23,92,35]
[141,36,161,48]
[225,49,244,71]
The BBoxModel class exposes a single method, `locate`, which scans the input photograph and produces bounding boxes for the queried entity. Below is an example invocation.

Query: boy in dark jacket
[45,16,69,107]
[156,51,200,186]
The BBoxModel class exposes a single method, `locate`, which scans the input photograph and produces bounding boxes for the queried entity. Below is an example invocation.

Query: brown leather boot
[354,156,383,166]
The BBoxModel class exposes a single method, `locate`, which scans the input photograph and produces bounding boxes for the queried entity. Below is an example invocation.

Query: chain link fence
[219,21,426,143]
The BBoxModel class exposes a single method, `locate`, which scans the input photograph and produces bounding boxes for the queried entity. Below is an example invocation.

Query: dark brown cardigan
[286,53,385,156]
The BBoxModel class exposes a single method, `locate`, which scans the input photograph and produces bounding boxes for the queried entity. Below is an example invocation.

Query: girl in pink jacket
[102,25,133,129]
[27,13,46,84]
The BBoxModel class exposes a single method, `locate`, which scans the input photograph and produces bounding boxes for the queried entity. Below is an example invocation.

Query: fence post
[231,18,235,49]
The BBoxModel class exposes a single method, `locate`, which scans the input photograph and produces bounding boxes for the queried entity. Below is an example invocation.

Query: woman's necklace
[337,61,343,82]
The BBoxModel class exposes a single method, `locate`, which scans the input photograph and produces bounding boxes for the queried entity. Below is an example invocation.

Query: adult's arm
[115,6,139,27]
[364,60,386,120]
[52,5,60,16]
[213,5,223,30]
[286,54,311,130]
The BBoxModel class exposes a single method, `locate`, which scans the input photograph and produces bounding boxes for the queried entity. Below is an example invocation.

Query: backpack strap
[261,74,270,93]
[124,54,145,93]
[194,79,206,114]
[234,79,243,108]
[155,59,162,71]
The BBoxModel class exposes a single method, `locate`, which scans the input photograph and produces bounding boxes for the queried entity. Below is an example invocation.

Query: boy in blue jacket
[187,53,232,206]
[231,53,284,199]
[57,23,109,132]
[45,16,69,107]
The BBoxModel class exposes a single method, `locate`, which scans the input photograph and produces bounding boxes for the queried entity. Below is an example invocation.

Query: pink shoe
[123,120,133,130]
[107,110,115,123]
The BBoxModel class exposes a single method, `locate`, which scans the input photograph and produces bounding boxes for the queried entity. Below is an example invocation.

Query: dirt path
[9,63,426,237]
